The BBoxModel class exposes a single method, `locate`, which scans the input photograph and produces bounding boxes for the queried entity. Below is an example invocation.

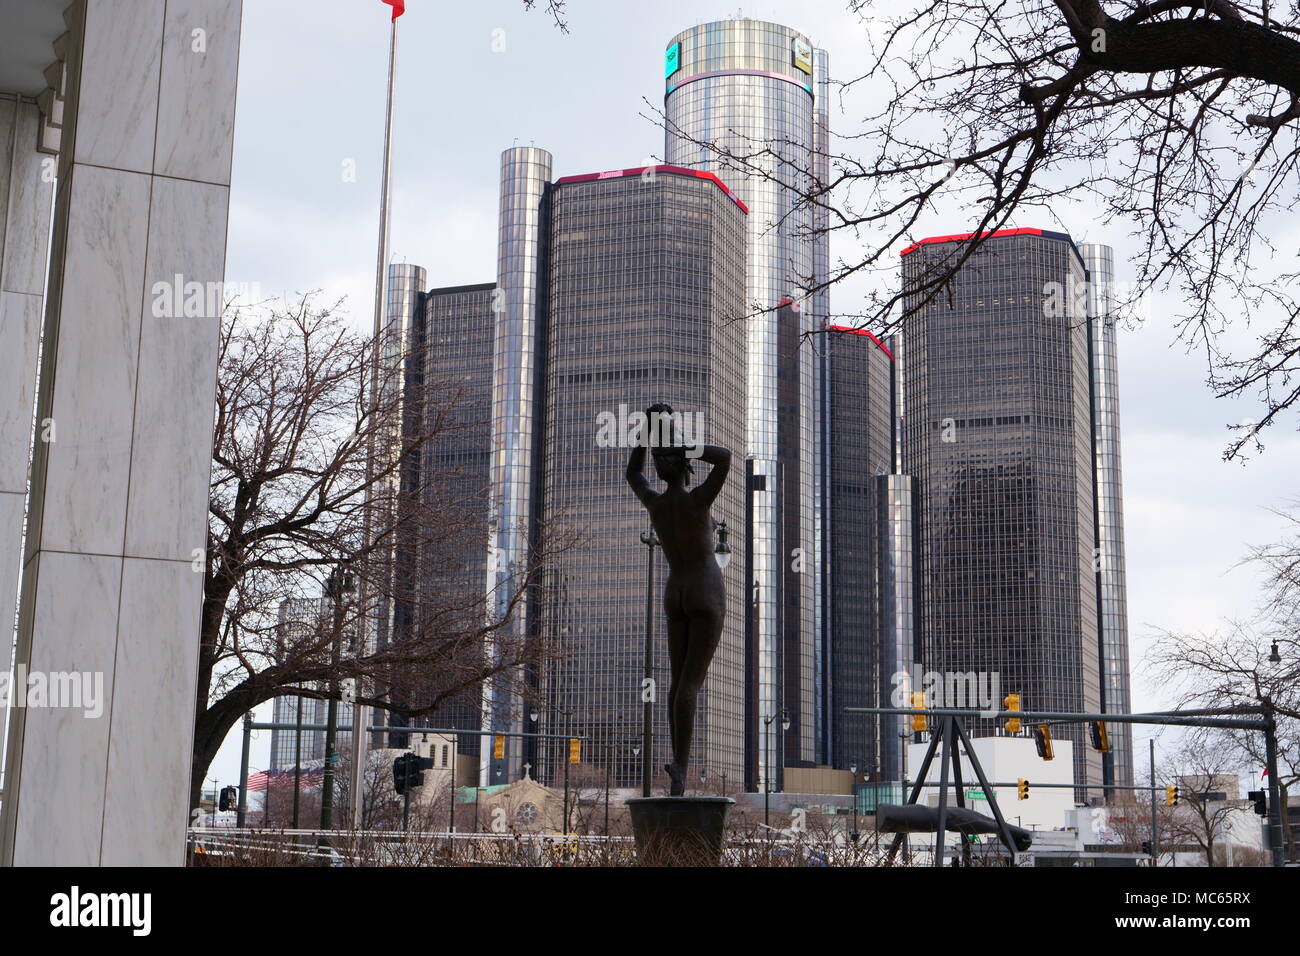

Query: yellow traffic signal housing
[1003,693,1021,734]
[1166,785,1179,806]
[569,738,581,764]
[1017,778,1029,800]
[910,691,927,732]
[1090,721,1110,753]
[493,734,505,760]
[1033,723,1054,760]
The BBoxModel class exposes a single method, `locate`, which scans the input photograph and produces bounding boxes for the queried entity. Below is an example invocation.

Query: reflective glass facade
[416,281,497,759]
[825,329,893,772]
[901,231,1105,794]
[538,169,748,789]
[484,147,553,783]
[1081,243,1134,788]
[665,19,824,789]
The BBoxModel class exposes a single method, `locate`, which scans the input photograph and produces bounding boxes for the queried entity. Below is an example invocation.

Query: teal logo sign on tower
[665,41,681,78]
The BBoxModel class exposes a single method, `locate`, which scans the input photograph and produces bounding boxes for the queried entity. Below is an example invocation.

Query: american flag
[245,769,323,792]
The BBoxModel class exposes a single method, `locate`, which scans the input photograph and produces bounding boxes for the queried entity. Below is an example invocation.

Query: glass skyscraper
[900,228,1133,792]
[538,166,748,788]
[664,19,829,789]
[825,327,894,773]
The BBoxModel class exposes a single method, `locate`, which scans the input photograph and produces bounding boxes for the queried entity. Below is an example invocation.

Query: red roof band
[554,164,749,214]
[827,323,894,361]
[899,227,1046,257]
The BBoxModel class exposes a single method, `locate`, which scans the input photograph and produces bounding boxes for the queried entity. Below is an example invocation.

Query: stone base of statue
[626,796,735,866]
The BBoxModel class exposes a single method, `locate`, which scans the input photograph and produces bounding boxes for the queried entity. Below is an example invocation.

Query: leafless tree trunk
[192,296,572,814]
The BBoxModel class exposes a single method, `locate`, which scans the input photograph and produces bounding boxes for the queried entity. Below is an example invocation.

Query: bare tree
[191,296,570,812]
[658,0,1300,456]
[1158,736,1246,865]
[1151,502,1299,860]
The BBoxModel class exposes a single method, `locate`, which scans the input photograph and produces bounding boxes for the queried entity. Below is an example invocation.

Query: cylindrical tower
[810,47,831,763]
[664,19,824,791]
[876,472,918,787]
[1080,242,1134,789]
[484,146,552,784]
[377,263,427,747]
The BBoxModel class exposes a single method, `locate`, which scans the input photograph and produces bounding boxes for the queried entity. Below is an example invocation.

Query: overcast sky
[210,0,1300,790]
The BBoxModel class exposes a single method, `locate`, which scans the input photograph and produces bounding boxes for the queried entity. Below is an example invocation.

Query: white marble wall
[1,0,242,866]
[0,98,55,669]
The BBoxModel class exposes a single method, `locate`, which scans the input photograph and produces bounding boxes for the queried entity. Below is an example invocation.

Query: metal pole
[847,705,1269,732]
[604,762,610,837]
[1149,738,1158,867]
[950,718,1019,862]
[236,712,252,828]
[351,4,400,832]
[448,761,456,836]
[933,718,952,867]
[402,788,410,831]
[1263,699,1286,868]
[851,773,858,843]
[320,568,345,833]
[641,531,656,797]
[764,716,772,827]
[292,692,303,829]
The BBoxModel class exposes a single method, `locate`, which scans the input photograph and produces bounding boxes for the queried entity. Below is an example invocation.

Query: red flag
[382,0,405,19]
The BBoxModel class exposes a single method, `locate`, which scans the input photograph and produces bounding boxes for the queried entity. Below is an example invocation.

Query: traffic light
[1017,778,1029,800]
[493,734,505,760]
[218,785,238,811]
[1166,785,1179,807]
[1090,721,1110,753]
[569,738,581,764]
[1003,693,1021,734]
[1033,723,1054,760]
[1247,789,1267,816]
[910,690,927,733]
[393,752,424,795]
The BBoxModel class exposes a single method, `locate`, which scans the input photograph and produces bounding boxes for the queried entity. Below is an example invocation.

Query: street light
[560,707,574,833]
[714,521,732,570]
[850,762,860,844]
[763,708,791,827]
[529,706,540,783]
[1269,641,1282,664]
[320,563,354,835]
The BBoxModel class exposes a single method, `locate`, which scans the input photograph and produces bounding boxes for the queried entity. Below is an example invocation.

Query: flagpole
[351,11,399,831]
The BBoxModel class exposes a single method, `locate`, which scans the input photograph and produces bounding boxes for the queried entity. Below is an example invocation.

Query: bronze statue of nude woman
[625,403,730,797]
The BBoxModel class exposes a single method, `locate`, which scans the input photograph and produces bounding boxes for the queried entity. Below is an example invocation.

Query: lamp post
[763,709,791,828]
[713,520,731,569]
[560,707,574,834]
[850,762,859,844]
[292,691,304,829]
[898,730,912,864]
[529,706,540,784]
[639,530,658,797]
[320,564,353,834]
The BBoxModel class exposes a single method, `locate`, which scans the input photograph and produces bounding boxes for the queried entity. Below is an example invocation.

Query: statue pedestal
[626,796,735,866]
